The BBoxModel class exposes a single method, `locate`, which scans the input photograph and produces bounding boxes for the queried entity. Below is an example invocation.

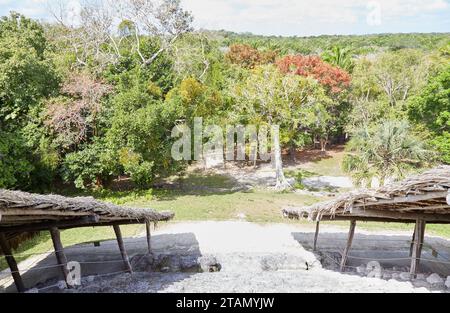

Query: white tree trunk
[272,125,291,190]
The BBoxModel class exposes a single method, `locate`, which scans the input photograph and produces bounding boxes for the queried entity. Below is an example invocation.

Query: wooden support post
[113,225,132,273]
[313,221,320,252]
[418,220,426,257]
[145,221,152,254]
[340,220,356,272]
[0,233,26,293]
[49,227,72,289]
[409,227,416,257]
[410,219,426,277]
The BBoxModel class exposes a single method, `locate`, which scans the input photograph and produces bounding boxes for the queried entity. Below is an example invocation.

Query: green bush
[62,140,118,189]
[0,131,34,189]
[119,148,155,189]
[408,66,450,163]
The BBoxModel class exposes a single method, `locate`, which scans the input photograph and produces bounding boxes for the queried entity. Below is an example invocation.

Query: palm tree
[322,46,354,72]
[343,120,434,187]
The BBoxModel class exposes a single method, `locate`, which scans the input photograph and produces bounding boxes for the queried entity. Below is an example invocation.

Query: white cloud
[182,0,449,34]
[1,0,448,35]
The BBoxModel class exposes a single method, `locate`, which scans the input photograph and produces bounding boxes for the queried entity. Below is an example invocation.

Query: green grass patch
[285,169,317,189]
[126,188,324,223]
[179,172,237,190]
[301,150,346,177]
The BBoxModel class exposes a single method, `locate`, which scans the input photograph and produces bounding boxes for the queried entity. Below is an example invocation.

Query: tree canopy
[0,7,447,191]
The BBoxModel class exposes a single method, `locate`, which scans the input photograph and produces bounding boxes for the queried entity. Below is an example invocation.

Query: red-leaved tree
[277,55,351,94]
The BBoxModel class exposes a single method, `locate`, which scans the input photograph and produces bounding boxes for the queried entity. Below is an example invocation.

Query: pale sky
[0,0,449,36]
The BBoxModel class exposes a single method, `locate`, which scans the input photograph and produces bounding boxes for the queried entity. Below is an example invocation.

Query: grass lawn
[296,147,347,177]
[127,189,323,223]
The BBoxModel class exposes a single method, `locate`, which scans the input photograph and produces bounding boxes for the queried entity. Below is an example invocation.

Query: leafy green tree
[237,65,330,189]
[370,50,432,107]
[165,77,225,123]
[276,55,351,150]
[119,148,154,189]
[0,131,34,189]
[105,79,185,188]
[0,12,58,126]
[0,13,59,190]
[62,139,118,189]
[408,66,450,163]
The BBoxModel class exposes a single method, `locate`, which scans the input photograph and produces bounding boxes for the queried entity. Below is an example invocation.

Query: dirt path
[6,222,449,293]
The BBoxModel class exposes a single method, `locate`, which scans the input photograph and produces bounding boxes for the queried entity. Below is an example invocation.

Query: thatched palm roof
[283,166,450,223]
[0,189,174,231]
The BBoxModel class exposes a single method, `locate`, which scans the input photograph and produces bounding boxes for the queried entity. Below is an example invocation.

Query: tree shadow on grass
[151,172,252,201]
[57,171,251,204]
[282,149,331,167]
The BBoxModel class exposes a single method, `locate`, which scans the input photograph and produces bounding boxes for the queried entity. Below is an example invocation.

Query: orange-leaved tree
[277,55,350,94]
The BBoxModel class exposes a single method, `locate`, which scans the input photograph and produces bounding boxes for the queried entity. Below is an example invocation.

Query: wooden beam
[321,216,414,223]
[0,209,93,217]
[0,215,80,222]
[340,220,356,272]
[348,207,450,223]
[313,221,320,252]
[316,215,450,224]
[59,220,147,229]
[49,227,72,289]
[410,219,426,277]
[0,215,100,233]
[395,204,449,212]
[145,221,152,254]
[113,225,132,273]
[285,205,450,224]
[0,233,26,293]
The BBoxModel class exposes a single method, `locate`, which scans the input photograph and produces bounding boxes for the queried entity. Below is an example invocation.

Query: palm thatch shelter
[0,189,174,292]
[283,166,450,276]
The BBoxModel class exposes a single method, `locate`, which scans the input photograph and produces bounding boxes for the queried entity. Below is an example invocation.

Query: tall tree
[0,12,58,126]
[277,55,351,151]
[371,50,432,107]
[122,0,194,67]
[51,0,193,69]
[237,65,329,189]
[408,66,450,163]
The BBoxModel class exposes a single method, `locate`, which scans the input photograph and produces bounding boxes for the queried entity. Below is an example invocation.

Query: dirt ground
[3,221,450,293]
